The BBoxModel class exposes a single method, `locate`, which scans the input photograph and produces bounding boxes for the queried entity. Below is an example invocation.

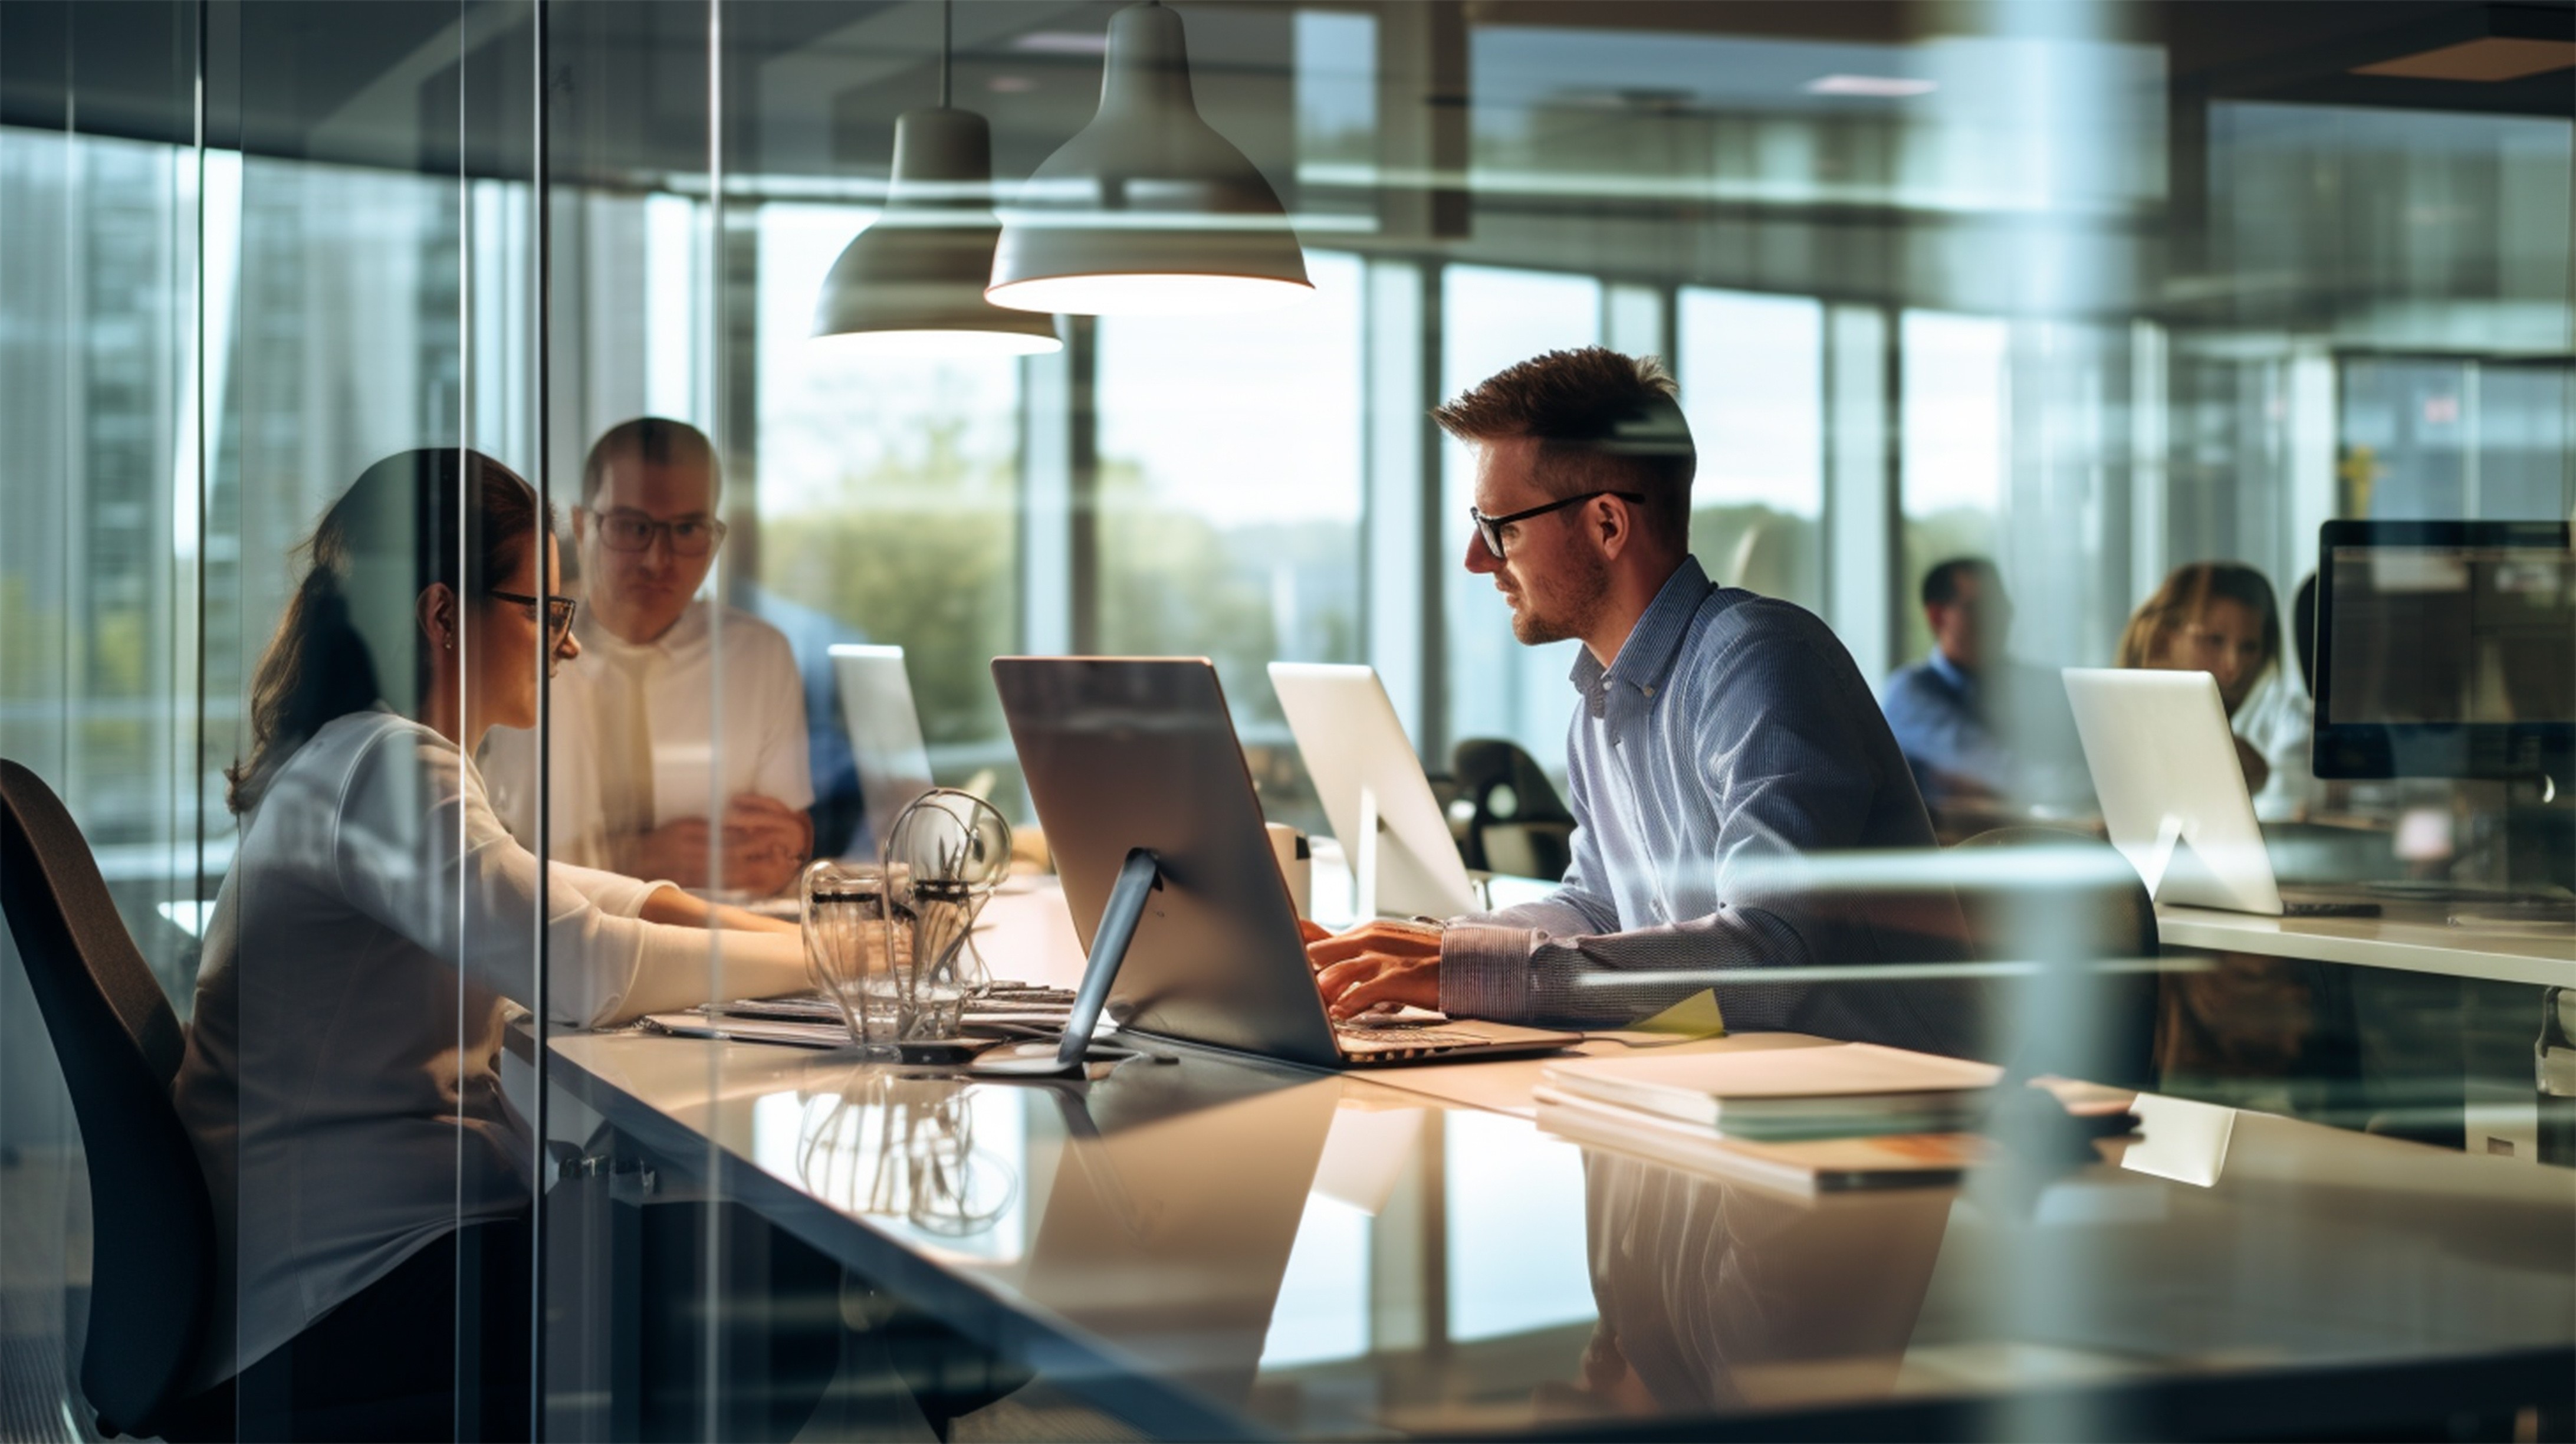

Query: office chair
[0,760,219,1440]
[1954,825,2159,1089]
[1449,738,1576,881]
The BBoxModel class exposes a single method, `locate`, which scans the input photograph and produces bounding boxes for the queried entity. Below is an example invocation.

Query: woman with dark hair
[172,449,804,1439]
[2116,561,2285,793]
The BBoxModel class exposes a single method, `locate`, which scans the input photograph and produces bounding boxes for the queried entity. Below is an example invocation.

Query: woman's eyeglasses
[1466,490,1645,558]
[584,507,728,557]
[491,589,579,646]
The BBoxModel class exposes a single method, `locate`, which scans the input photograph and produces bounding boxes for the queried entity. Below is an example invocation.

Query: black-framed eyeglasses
[491,589,579,646]
[584,506,729,557]
[1467,490,1646,557]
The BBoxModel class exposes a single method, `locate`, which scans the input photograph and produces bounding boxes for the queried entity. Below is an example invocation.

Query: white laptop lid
[2061,667,2285,915]
[830,645,935,844]
[1267,662,1480,918]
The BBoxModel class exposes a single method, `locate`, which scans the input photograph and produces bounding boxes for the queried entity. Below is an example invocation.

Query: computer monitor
[830,644,935,844]
[2313,520,2575,783]
[2061,668,2286,915]
[1266,662,1480,920]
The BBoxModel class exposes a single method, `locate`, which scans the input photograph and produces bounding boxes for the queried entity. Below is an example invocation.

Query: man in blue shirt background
[1308,347,1988,1058]
[1880,557,2091,826]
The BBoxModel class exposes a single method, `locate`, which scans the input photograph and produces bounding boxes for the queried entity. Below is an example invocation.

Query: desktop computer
[2314,519,2574,785]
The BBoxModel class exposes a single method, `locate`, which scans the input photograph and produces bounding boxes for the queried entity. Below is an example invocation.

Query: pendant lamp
[987,0,1312,317]
[811,3,1062,356]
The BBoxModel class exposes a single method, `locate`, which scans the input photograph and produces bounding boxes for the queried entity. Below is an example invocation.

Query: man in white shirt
[483,418,814,894]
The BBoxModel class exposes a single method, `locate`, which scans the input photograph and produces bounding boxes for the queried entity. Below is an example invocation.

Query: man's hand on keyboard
[1308,921,1443,1020]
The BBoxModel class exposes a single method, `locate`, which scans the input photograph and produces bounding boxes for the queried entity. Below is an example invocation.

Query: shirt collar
[1927,647,1975,693]
[1569,554,1714,705]
[573,597,707,665]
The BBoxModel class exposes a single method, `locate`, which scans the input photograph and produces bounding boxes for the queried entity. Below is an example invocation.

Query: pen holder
[799,859,910,1058]
[879,790,1016,1043]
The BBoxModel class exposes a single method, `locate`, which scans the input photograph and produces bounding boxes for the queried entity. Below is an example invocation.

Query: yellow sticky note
[1631,989,1727,1038]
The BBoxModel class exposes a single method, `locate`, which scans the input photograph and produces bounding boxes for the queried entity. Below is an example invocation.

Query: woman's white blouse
[172,710,802,1386]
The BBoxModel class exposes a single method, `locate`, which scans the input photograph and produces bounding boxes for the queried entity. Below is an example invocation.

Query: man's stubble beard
[1507,546,1611,647]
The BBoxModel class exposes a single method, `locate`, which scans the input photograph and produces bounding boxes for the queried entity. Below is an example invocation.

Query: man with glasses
[484,417,814,895]
[1309,348,1984,1058]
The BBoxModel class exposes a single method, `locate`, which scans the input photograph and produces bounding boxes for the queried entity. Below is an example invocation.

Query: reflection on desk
[543,1022,2576,1440]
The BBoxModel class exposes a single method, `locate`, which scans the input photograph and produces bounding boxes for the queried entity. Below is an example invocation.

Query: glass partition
[2,2,2570,1440]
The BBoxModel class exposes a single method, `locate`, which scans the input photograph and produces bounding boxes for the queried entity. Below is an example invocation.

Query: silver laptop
[1268,661,1480,920]
[830,644,935,844]
[2062,668,2372,918]
[993,657,1578,1068]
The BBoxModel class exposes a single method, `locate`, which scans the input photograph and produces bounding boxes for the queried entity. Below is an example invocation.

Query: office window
[1440,264,1602,765]
[1899,309,2010,662]
[2341,357,2576,523]
[1,126,205,993]
[1293,8,1377,234]
[1095,251,1366,830]
[1678,288,1825,615]
[753,202,1025,819]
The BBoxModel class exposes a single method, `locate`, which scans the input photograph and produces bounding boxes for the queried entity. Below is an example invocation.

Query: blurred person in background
[483,417,814,895]
[1879,556,2090,824]
[2117,561,2288,796]
[2118,561,2350,1099]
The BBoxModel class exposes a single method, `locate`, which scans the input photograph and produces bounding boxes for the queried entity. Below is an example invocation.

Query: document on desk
[1542,1042,2002,1140]
[1534,1087,1988,1197]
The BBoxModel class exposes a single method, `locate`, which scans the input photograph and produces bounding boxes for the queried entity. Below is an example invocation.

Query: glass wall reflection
[1,0,2569,1438]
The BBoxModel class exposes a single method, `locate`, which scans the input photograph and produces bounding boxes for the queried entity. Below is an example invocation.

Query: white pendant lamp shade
[987,1,1312,317]
[813,106,1064,356]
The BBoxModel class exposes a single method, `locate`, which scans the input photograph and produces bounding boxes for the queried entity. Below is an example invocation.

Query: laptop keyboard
[1334,1025,1496,1050]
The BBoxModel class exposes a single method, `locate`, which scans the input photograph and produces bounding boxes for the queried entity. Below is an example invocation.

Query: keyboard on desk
[1334,1023,1500,1051]
[1329,1018,1578,1064]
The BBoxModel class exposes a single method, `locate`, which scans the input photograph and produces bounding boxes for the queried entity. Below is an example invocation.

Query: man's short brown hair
[582,416,721,506]
[1432,347,1694,548]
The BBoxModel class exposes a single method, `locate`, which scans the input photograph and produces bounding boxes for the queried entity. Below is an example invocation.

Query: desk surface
[2157,901,2575,987]
[543,881,2575,1439]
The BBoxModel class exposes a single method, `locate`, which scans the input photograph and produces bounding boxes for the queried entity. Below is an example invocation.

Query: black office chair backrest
[0,759,216,1439]
[1954,825,2159,1088]
[1449,737,1576,879]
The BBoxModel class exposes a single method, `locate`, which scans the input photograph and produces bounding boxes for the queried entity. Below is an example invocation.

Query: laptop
[1267,661,1480,920]
[2061,668,2374,918]
[992,657,1578,1068]
[830,644,936,845]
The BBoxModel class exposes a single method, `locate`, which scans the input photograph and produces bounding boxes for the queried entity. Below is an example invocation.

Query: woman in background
[2118,561,2355,1107]
[172,448,804,1439]
[2116,561,2286,795]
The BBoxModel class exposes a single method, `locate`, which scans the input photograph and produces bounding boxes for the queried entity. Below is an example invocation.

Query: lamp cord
[939,0,952,107]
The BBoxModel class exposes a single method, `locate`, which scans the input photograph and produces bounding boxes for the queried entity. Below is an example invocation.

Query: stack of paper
[1534,1043,2003,1194]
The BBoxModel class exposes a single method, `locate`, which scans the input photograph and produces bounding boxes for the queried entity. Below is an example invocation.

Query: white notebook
[1542,1043,2002,1138]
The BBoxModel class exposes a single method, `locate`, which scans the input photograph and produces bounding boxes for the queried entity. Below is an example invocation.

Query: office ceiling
[7,1,2570,173]
[2,0,2567,319]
